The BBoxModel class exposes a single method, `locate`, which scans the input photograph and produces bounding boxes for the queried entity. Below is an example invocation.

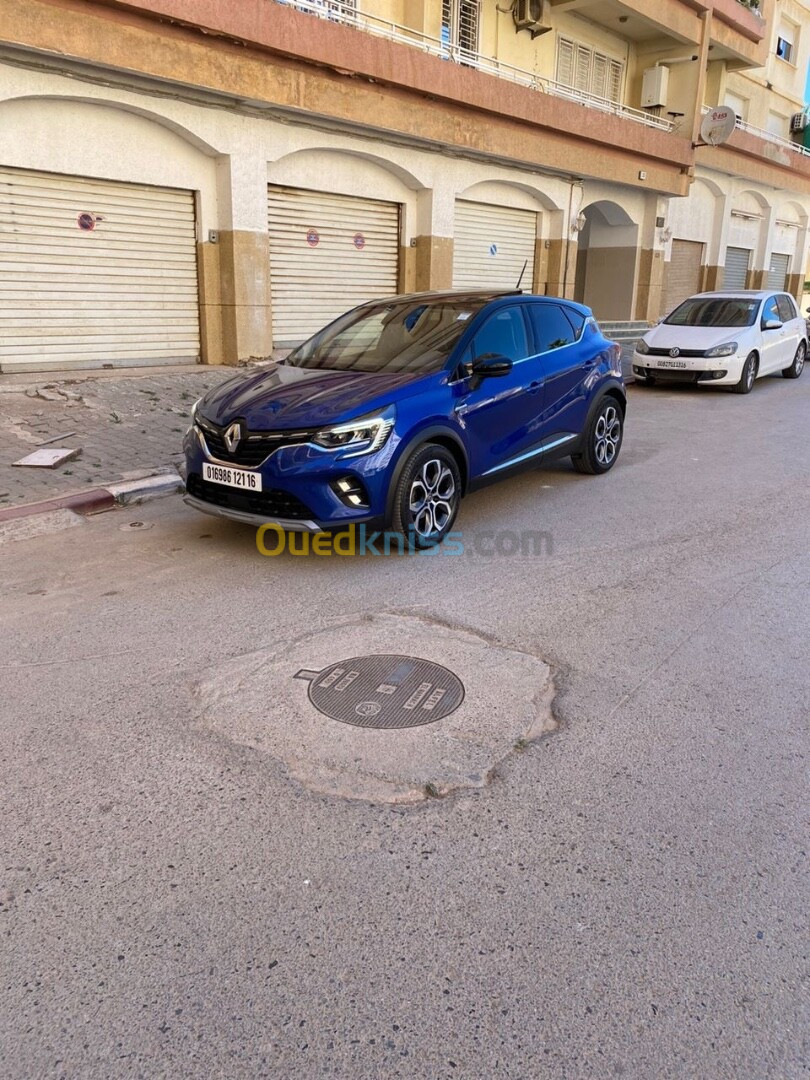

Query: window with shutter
[556,37,623,103]
[556,38,575,87]
[574,45,591,93]
[591,54,608,99]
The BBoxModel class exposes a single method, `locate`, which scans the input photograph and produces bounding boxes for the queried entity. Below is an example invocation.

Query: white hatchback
[633,290,807,394]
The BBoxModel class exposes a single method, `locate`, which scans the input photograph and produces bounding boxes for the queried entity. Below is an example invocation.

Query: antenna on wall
[515,260,528,291]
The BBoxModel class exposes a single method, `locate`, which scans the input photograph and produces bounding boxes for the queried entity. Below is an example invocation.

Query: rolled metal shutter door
[723,246,751,291]
[268,186,400,346]
[766,252,789,291]
[664,239,703,314]
[0,166,201,373]
[453,201,536,290]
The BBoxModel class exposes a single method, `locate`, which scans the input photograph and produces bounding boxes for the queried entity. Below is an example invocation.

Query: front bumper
[633,351,743,386]
[183,493,321,532]
[183,424,390,530]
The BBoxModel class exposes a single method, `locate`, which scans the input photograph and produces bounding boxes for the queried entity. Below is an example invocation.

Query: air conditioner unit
[790,111,808,133]
[513,0,551,37]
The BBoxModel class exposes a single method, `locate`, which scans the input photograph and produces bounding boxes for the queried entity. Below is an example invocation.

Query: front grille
[186,473,315,521]
[197,417,315,468]
[646,347,706,358]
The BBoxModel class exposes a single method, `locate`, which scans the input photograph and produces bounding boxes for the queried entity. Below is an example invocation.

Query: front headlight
[191,397,203,422]
[704,342,738,359]
[312,411,395,458]
[635,339,650,355]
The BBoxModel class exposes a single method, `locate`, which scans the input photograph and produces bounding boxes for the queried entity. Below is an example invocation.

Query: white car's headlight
[704,342,738,358]
[635,339,650,355]
[313,412,395,457]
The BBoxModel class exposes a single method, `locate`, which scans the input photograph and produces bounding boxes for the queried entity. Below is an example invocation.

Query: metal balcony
[274,0,676,133]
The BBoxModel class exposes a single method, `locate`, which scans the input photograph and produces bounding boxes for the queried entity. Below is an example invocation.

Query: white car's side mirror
[763,319,782,331]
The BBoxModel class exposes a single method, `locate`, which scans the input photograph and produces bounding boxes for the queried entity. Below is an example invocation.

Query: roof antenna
[515,260,528,291]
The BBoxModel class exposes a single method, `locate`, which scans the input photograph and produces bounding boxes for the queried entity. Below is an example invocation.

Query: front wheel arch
[384,426,469,525]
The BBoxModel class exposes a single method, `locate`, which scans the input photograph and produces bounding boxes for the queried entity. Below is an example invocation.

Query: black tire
[571,396,624,475]
[732,351,757,394]
[389,443,462,550]
[782,340,806,379]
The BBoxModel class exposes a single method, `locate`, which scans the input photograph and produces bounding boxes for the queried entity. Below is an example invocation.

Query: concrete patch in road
[0,507,85,545]
[194,613,555,804]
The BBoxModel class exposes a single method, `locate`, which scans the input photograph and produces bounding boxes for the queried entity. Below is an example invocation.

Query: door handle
[528,380,542,393]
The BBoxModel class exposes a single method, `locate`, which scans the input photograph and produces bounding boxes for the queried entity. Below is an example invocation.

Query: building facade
[0,0,808,372]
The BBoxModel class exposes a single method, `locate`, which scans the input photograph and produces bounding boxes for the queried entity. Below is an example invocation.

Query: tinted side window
[776,294,796,322]
[761,296,781,327]
[562,307,586,338]
[529,304,576,353]
[471,307,529,363]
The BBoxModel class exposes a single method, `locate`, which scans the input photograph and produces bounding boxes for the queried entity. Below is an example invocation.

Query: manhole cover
[294,653,465,729]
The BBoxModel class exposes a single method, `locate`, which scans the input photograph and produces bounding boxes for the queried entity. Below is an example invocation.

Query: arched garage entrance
[574,200,638,320]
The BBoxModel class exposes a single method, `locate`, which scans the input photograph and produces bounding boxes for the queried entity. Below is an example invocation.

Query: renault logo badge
[223,422,242,453]
[669,347,680,358]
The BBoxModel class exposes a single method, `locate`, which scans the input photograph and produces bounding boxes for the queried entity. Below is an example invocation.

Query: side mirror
[763,319,783,331]
[471,353,513,378]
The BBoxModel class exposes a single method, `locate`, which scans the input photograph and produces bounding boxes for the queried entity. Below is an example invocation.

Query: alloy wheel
[796,343,806,375]
[594,405,621,467]
[408,458,457,538]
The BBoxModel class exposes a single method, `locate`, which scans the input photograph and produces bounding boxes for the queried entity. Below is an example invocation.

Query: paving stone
[0,367,236,508]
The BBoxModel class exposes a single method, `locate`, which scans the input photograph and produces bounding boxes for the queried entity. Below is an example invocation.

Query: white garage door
[0,166,201,373]
[453,201,536,290]
[767,252,790,291]
[723,246,751,291]
[664,239,703,314]
[268,186,400,346]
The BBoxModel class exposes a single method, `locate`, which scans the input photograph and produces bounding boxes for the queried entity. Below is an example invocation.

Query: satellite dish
[700,106,737,146]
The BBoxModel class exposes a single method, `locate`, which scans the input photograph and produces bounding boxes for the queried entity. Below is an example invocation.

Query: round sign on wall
[306,227,319,247]
[353,232,366,250]
[700,107,737,147]
[77,212,97,231]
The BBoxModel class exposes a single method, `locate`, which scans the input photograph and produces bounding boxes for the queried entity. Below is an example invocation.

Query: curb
[0,471,184,525]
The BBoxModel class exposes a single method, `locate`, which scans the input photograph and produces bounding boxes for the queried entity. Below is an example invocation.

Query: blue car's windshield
[285,298,488,375]
[664,298,759,328]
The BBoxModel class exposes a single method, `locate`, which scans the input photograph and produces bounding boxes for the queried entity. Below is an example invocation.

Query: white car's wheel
[732,352,757,395]
[782,341,806,380]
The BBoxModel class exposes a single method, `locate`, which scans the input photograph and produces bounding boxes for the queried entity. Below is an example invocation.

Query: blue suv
[184,290,625,548]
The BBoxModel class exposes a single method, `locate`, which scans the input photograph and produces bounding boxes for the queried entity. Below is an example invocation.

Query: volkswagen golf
[184,290,626,548]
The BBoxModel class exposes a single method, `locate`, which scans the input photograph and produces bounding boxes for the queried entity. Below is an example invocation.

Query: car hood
[198,364,425,430]
[643,324,749,350]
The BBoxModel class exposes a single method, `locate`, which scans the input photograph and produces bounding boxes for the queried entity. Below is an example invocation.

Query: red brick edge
[0,488,117,524]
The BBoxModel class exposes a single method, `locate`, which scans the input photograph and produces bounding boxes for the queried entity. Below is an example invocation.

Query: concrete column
[544,207,577,299]
[413,186,455,291]
[634,195,668,322]
[701,191,732,293]
[749,204,778,291]
[213,151,273,363]
[786,224,809,305]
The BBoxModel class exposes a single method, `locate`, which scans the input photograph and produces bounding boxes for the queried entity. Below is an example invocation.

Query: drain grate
[294,654,465,729]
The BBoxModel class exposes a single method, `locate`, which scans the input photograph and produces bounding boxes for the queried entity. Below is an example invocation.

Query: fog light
[332,476,369,509]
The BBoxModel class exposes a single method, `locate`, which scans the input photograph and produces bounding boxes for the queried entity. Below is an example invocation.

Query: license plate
[203,461,262,491]
[656,359,688,369]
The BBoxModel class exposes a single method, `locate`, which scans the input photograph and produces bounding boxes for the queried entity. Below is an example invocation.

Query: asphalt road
[1,375,808,1079]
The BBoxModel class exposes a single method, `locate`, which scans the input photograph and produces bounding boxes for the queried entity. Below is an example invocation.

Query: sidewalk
[0,367,237,511]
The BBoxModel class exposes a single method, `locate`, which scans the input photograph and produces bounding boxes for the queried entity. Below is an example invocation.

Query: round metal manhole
[293,654,465,729]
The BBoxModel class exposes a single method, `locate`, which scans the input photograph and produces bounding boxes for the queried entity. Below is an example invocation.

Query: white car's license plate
[656,359,688,369]
[203,461,262,492]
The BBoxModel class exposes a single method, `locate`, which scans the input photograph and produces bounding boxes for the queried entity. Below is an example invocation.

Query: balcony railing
[275,0,676,133]
[702,105,810,157]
